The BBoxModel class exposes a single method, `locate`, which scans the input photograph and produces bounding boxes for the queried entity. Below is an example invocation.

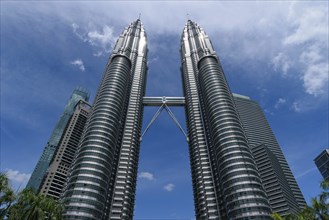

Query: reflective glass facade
[26,88,89,192]
[314,149,329,180]
[39,101,90,199]
[233,93,306,215]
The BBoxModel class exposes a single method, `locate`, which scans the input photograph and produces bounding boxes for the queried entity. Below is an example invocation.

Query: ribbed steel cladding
[109,56,147,219]
[62,55,131,219]
[181,34,220,219]
[197,56,271,219]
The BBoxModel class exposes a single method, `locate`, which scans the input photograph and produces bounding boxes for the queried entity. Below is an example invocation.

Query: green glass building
[26,88,89,192]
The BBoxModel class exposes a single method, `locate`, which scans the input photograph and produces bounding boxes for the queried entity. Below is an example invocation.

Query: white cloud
[164,183,175,192]
[284,6,328,45]
[272,52,293,75]
[72,23,116,56]
[298,44,329,97]
[70,59,85,71]
[302,62,328,96]
[6,169,31,184]
[274,98,286,109]
[291,101,301,112]
[299,44,323,64]
[139,172,155,181]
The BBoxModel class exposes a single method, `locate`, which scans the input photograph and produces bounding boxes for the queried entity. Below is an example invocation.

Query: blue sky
[1,1,328,219]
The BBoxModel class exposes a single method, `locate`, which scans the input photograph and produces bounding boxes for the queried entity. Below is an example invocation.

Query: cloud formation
[139,172,155,181]
[272,53,293,75]
[70,59,85,71]
[6,169,31,184]
[72,23,116,56]
[164,183,175,192]
[274,98,287,109]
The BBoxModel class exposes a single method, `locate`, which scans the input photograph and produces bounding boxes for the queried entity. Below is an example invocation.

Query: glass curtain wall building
[26,88,89,192]
[314,149,329,180]
[233,93,306,216]
[39,100,91,200]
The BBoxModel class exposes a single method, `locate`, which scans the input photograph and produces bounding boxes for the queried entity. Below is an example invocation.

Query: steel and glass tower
[62,19,147,219]
[59,19,307,219]
[39,100,91,200]
[233,93,306,215]
[315,149,329,180]
[26,88,89,192]
[180,20,271,219]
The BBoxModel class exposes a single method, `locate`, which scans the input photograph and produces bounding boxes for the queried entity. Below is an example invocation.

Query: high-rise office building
[39,100,91,200]
[26,88,89,192]
[60,19,304,219]
[180,21,271,219]
[314,149,329,180]
[62,20,148,219]
[233,93,306,215]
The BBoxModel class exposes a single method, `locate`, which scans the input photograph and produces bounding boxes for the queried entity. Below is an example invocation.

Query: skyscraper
[180,20,271,219]
[26,88,89,192]
[39,100,91,200]
[60,19,304,219]
[62,19,147,219]
[233,93,306,215]
[314,149,329,180]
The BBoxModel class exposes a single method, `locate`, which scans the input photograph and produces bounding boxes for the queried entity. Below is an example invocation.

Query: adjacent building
[39,100,91,200]
[233,93,306,216]
[314,149,329,180]
[26,88,89,192]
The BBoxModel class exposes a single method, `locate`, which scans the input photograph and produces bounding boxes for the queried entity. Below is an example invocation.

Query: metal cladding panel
[182,20,272,220]
[62,55,132,219]
[62,20,147,220]
[108,23,148,220]
[181,23,221,219]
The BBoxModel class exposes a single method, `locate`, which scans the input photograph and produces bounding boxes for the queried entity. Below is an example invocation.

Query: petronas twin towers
[58,19,303,219]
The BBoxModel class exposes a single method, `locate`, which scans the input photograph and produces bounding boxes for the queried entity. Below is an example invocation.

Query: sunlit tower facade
[62,20,148,219]
[180,20,271,219]
[59,19,307,220]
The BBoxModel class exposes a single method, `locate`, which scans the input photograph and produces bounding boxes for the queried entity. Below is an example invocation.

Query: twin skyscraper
[27,19,306,219]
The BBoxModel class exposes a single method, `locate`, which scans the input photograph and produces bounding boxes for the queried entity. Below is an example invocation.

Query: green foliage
[271,179,329,220]
[0,173,16,219]
[272,212,284,220]
[0,173,63,220]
